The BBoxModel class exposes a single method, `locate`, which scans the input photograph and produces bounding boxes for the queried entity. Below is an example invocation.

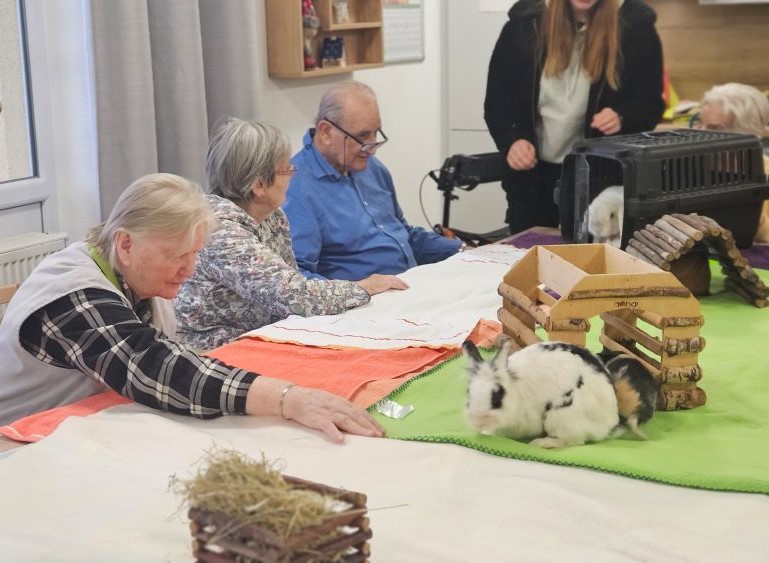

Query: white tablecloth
[1,245,767,561]
[1,406,768,562]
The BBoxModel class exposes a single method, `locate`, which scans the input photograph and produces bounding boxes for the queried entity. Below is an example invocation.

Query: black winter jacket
[484,0,665,198]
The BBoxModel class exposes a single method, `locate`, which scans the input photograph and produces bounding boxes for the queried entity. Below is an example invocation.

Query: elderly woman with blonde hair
[174,118,407,351]
[698,83,769,243]
[0,173,384,442]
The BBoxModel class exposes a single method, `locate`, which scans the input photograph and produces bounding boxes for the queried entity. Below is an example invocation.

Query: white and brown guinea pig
[598,349,659,439]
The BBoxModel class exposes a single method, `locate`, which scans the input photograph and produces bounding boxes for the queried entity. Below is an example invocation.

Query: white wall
[356,1,447,231]
[445,3,509,234]
[41,1,448,242]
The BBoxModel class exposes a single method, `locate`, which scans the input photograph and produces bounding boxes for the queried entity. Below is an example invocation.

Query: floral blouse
[174,195,370,350]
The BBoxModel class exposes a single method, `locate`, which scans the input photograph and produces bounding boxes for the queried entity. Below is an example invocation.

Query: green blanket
[373,265,769,494]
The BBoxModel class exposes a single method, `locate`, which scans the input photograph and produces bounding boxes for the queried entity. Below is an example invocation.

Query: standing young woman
[484,0,665,233]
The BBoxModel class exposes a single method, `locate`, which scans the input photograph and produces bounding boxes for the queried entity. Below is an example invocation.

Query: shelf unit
[265,0,384,78]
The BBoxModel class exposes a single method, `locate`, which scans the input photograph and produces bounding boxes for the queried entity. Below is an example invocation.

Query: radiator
[0,232,69,288]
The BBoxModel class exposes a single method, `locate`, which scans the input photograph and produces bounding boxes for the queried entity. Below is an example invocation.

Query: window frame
[0,0,58,232]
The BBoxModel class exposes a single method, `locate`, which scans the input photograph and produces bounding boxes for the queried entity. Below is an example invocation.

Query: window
[0,0,56,237]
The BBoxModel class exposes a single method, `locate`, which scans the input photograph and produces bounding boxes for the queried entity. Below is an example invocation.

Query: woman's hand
[246,377,386,443]
[591,108,622,135]
[280,385,386,443]
[506,139,537,170]
[356,274,409,296]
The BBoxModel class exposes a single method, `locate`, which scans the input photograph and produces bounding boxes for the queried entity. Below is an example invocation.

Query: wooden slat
[497,307,542,347]
[599,333,661,376]
[650,0,769,28]
[646,0,769,101]
[498,282,551,328]
[0,283,19,305]
[600,311,662,356]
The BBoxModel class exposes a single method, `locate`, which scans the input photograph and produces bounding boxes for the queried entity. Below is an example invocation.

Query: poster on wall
[383,0,424,64]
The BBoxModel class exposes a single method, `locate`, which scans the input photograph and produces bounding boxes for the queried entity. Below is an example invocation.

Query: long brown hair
[540,0,621,90]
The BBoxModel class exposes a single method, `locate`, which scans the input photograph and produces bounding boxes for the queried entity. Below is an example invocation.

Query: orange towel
[209,319,503,408]
[208,339,456,403]
[349,320,503,406]
[0,390,131,443]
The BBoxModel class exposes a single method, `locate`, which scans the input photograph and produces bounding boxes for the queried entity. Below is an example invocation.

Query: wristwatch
[459,242,468,252]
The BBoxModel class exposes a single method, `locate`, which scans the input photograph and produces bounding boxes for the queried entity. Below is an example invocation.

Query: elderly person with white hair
[0,173,384,442]
[174,118,407,351]
[283,80,464,281]
[697,82,769,243]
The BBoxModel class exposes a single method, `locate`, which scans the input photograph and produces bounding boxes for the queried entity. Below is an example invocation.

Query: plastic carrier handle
[640,130,685,138]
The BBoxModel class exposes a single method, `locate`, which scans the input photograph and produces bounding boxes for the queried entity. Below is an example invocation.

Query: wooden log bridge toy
[497,244,706,410]
[626,213,768,308]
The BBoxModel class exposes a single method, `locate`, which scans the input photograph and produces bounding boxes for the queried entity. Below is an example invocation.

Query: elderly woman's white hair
[701,83,769,137]
[205,118,291,203]
[85,173,216,268]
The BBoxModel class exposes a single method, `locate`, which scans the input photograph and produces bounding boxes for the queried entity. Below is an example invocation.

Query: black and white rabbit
[584,185,624,247]
[598,349,659,440]
[462,340,619,449]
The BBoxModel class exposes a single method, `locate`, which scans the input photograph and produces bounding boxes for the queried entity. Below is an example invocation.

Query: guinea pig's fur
[462,340,620,449]
[585,185,624,247]
[598,349,659,439]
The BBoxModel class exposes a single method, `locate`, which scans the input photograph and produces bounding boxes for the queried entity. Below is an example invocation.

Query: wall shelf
[326,22,382,31]
[265,0,384,79]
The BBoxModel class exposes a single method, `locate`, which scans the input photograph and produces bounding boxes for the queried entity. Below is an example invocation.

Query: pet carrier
[556,129,769,248]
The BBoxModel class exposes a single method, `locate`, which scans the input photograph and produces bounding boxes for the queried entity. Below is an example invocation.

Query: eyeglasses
[690,112,720,131]
[324,119,389,153]
[275,164,298,176]
[690,113,750,135]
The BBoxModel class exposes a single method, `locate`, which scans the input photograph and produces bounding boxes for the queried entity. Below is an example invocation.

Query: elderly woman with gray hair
[174,118,407,351]
[0,173,385,442]
[697,82,769,243]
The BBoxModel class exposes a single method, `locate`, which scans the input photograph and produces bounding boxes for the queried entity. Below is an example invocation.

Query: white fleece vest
[0,242,176,425]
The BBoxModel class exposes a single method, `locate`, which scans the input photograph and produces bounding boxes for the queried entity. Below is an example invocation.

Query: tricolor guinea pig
[598,349,659,440]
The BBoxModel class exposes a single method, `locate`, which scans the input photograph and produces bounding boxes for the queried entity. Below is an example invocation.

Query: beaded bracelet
[279,384,297,420]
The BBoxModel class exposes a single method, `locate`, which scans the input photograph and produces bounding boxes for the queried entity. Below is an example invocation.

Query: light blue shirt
[283,130,461,281]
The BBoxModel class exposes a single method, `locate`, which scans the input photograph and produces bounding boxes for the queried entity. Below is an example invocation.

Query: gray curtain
[91,0,261,218]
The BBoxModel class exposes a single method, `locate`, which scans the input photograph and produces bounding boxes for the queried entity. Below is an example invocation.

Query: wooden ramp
[627,213,768,307]
[497,244,706,410]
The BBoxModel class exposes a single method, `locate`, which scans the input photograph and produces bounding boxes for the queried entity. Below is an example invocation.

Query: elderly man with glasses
[283,80,463,281]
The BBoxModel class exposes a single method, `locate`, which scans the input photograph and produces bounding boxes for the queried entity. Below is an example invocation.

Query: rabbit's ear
[490,339,512,372]
[462,340,483,365]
